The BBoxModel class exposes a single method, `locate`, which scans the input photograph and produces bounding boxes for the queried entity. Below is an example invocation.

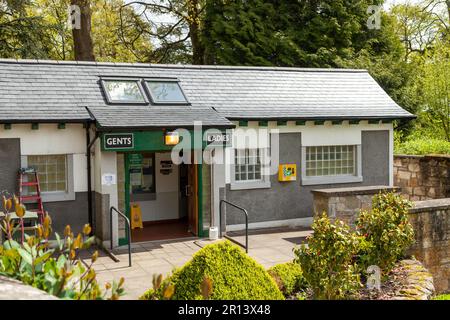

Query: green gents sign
[101,129,231,152]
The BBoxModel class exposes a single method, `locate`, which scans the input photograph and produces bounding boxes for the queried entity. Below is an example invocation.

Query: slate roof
[0,59,414,129]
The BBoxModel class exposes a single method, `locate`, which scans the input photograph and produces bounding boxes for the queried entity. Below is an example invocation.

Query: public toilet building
[0,59,414,246]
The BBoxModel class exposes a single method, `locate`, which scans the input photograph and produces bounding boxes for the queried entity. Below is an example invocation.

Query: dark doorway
[0,138,21,197]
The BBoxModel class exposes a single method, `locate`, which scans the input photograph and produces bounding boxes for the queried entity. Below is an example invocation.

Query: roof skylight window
[102,79,147,104]
[144,80,188,104]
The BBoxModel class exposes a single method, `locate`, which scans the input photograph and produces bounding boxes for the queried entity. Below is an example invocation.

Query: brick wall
[394,155,450,201]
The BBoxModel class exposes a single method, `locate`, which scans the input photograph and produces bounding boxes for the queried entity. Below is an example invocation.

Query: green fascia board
[349,120,360,125]
[277,120,287,126]
[381,119,393,123]
[58,123,66,129]
[314,120,325,125]
[368,119,381,124]
[332,120,343,125]
[4,123,11,130]
[31,123,39,130]
[295,120,306,126]
[238,120,248,127]
[258,120,268,127]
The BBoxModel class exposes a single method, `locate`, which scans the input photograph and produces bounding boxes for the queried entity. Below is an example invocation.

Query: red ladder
[19,168,45,224]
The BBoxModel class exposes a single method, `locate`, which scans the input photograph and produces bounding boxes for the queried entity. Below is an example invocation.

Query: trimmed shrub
[294,214,362,300]
[268,262,305,296]
[356,192,414,274]
[140,240,284,300]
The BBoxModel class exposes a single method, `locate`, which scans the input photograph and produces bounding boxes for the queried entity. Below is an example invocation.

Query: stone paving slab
[90,228,313,300]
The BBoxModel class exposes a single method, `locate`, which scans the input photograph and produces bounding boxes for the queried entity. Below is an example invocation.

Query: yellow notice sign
[278,164,297,182]
[130,203,143,229]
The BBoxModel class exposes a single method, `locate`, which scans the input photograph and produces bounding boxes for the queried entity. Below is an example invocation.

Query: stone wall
[407,198,450,293]
[394,155,450,201]
[312,187,450,294]
[0,275,57,300]
[312,186,399,227]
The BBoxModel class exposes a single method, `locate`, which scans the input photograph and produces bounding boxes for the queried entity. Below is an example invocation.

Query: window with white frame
[306,145,356,177]
[231,148,271,190]
[302,144,362,185]
[234,149,263,182]
[27,155,67,192]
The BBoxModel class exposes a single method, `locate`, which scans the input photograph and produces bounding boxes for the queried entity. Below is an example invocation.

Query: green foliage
[140,240,284,300]
[0,196,124,299]
[202,0,390,67]
[433,294,450,300]
[356,192,415,274]
[267,262,305,297]
[294,214,362,300]
[395,137,450,155]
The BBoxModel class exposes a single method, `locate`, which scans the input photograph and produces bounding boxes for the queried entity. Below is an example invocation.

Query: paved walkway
[87,227,312,300]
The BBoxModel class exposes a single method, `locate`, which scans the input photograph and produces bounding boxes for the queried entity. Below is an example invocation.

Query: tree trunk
[188,0,205,65]
[70,0,95,61]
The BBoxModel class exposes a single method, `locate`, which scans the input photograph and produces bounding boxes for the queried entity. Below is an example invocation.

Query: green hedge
[141,240,284,300]
[395,138,450,155]
[268,262,305,296]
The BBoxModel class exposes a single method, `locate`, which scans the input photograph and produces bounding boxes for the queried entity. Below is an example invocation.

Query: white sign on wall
[102,173,117,186]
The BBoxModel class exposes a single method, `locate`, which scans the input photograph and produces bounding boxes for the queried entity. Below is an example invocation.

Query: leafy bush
[0,195,124,300]
[433,294,450,300]
[140,240,284,300]
[294,214,362,300]
[395,138,450,155]
[356,192,415,274]
[268,262,305,296]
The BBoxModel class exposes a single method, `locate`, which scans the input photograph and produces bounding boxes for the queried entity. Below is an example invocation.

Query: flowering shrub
[356,192,415,274]
[294,214,362,300]
[0,195,125,300]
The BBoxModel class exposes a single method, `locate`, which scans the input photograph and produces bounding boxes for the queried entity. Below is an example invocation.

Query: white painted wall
[93,137,119,246]
[135,152,180,222]
[0,124,88,193]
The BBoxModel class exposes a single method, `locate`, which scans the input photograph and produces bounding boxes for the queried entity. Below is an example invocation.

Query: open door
[186,164,198,235]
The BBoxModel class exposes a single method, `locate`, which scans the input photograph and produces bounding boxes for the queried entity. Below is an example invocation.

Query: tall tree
[420,41,450,141]
[70,0,95,61]
[120,0,205,64]
[0,0,49,58]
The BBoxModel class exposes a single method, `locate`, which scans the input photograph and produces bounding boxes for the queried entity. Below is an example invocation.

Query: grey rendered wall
[0,138,20,197]
[43,192,89,236]
[224,130,390,225]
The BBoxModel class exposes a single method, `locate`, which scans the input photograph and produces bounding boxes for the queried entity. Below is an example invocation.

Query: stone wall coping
[409,198,450,213]
[395,154,450,160]
[0,275,58,300]
[311,185,399,197]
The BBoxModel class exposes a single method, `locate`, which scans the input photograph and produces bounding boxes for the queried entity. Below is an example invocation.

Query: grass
[432,294,450,300]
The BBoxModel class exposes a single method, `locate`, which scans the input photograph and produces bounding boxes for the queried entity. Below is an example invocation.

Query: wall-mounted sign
[205,132,231,146]
[102,173,117,186]
[160,160,173,175]
[278,164,297,182]
[103,133,134,150]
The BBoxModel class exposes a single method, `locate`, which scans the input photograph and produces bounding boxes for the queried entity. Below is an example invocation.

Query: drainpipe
[86,123,99,234]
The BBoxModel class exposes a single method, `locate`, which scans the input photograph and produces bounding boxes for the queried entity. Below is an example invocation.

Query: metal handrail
[219,200,249,253]
[110,206,131,267]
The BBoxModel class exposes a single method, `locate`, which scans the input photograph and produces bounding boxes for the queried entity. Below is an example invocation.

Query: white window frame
[143,78,190,105]
[230,147,271,190]
[301,145,363,186]
[21,154,75,202]
[100,78,148,105]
